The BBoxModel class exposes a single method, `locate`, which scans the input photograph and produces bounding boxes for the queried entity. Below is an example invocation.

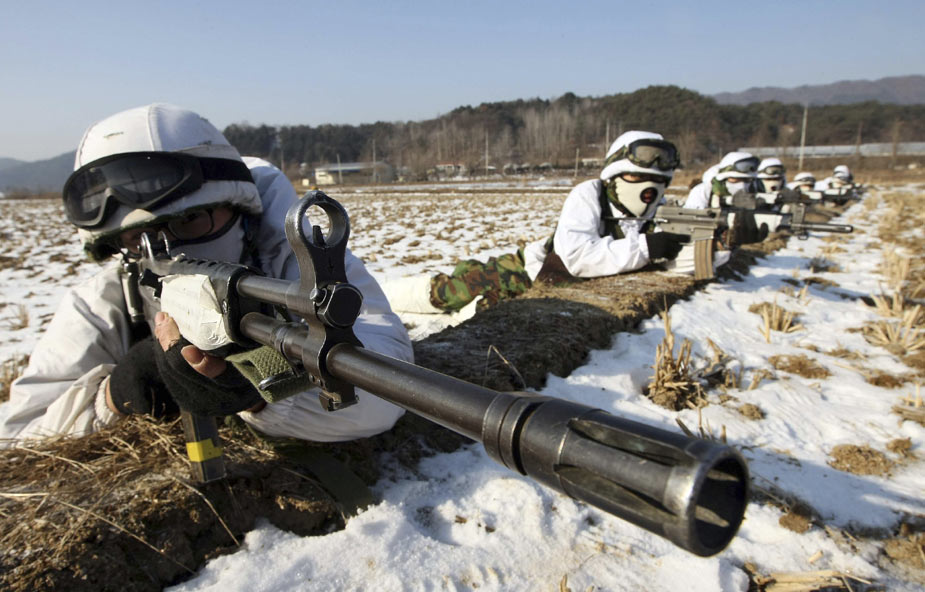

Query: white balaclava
[757,157,786,191]
[70,103,263,260]
[599,130,675,217]
[713,151,759,199]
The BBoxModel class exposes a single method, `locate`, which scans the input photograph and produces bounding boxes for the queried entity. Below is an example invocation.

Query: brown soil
[828,444,894,476]
[768,354,831,379]
[738,403,765,420]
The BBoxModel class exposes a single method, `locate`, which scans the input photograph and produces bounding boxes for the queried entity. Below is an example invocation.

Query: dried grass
[768,355,831,379]
[808,256,841,274]
[750,301,804,343]
[645,309,707,411]
[3,304,29,331]
[700,338,741,391]
[893,384,925,426]
[828,444,893,476]
[861,316,925,356]
[0,354,29,403]
[869,290,924,325]
[747,369,774,391]
[882,248,911,292]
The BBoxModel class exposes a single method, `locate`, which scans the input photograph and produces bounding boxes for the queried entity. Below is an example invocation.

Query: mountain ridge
[712,75,925,106]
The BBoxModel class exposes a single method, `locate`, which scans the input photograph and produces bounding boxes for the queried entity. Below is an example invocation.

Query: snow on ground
[1,184,923,591]
[171,187,922,591]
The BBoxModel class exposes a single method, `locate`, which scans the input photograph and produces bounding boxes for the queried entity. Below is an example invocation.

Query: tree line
[222,85,925,179]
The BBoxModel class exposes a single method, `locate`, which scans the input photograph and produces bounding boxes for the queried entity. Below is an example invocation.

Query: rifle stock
[135,191,749,557]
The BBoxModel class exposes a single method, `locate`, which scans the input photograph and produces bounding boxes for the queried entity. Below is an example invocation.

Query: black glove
[153,337,263,417]
[645,232,686,261]
[109,337,179,417]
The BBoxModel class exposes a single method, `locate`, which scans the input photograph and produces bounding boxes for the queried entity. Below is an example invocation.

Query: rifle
[643,204,767,280]
[728,190,854,237]
[130,191,749,557]
[752,203,853,239]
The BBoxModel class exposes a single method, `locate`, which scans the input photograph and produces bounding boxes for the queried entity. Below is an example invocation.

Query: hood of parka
[71,103,262,259]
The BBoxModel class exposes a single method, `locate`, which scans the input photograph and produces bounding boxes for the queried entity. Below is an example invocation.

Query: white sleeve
[683,183,711,209]
[523,237,549,281]
[0,266,130,445]
[552,181,650,278]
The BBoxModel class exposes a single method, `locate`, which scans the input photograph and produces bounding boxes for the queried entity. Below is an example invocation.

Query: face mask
[764,180,782,192]
[171,215,246,263]
[724,180,747,196]
[609,177,666,217]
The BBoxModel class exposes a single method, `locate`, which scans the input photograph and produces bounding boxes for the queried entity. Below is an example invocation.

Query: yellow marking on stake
[186,438,223,462]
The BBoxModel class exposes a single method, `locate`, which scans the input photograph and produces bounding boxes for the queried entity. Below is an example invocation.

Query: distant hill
[0,152,74,194]
[0,157,25,172]
[713,75,925,106]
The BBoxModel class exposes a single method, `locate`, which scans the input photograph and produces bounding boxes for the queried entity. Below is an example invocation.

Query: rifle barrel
[240,311,749,557]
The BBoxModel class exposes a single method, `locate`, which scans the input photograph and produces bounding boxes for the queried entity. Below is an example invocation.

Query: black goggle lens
[63,153,254,229]
[761,165,784,176]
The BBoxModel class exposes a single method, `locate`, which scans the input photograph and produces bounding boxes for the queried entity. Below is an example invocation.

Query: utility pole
[372,139,377,184]
[484,130,489,177]
[276,130,285,176]
[573,147,580,178]
[336,153,343,185]
[605,121,610,151]
[798,104,808,170]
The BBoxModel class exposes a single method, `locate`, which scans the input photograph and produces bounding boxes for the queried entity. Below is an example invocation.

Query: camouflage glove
[109,337,179,417]
[153,337,263,417]
[646,232,686,261]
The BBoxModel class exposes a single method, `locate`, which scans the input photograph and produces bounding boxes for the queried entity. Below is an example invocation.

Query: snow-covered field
[1,182,923,591]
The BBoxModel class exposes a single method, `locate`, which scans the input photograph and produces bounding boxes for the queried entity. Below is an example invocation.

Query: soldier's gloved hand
[109,337,180,417]
[153,312,264,416]
[646,232,686,261]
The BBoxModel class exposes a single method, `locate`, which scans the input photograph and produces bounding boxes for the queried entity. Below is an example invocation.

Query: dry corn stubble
[861,315,925,356]
[750,301,804,343]
[645,309,707,411]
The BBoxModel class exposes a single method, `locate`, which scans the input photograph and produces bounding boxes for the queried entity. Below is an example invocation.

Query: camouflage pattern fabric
[430,251,531,312]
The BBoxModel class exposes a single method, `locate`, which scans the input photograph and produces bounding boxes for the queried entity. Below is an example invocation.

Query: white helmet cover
[714,151,759,181]
[794,172,816,184]
[757,157,784,179]
[599,130,676,182]
[833,164,852,181]
[72,103,262,254]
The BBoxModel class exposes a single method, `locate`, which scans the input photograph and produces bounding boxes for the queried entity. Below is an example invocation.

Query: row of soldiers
[383,133,860,314]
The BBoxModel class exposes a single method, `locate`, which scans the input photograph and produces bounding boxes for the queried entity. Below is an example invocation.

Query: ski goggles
[63,152,254,228]
[604,139,680,171]
[718,157,760,175]
[759,165,784,176]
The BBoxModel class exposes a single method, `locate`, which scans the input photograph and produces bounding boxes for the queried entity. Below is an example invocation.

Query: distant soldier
[756,158,787,192]
[683,151,760,209]
[382,131,687,314]
[787,172,817,192]
[816,164,854,190]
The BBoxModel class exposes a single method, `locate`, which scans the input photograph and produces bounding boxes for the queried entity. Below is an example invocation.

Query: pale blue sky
[2,0,922,161]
